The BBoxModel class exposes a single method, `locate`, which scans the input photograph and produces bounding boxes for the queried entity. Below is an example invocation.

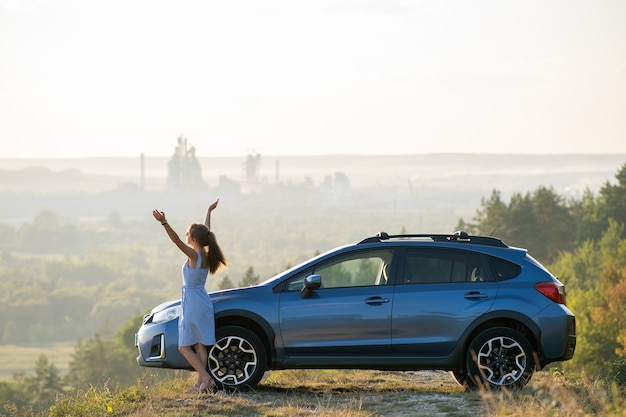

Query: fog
[1,153,624,229]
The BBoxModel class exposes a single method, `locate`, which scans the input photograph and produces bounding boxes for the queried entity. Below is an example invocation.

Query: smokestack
[140,153,145,190]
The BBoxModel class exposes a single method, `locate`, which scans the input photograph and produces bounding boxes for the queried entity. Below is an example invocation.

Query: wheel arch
[215,310,275,368]
[457,311,541,359]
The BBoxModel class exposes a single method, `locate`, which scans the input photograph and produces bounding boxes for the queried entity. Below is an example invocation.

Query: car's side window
[285,250,393,291]
[317,257,378,288]
[402,248,493,284]
[488,256,522,281]
[285,270,313,291]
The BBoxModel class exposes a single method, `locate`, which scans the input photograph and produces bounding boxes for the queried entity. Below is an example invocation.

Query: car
[135,231,576,390]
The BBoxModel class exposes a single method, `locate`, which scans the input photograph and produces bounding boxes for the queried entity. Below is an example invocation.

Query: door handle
[365,296,390,306]
[464,291,488,300]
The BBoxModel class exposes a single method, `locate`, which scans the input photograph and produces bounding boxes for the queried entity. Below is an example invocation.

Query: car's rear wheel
[466,327,535,390]
[208,326,267,391]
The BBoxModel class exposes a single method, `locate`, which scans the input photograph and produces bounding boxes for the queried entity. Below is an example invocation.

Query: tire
[466,327,535,390]
[450,368,475,390]
[208,325,267,391]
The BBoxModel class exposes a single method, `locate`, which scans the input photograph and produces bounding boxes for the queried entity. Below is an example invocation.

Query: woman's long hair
[188,223,228,274]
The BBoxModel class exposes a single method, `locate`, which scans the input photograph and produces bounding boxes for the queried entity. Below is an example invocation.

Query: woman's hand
[152,209,166,223]
[208,199,219,212]
[152,209,192,257]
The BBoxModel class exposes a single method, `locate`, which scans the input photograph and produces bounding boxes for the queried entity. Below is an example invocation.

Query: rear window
[401,248,494,284]
[488,256,522,281]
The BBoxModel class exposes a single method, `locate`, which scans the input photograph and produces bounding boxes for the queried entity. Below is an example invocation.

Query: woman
[152,199,227,393]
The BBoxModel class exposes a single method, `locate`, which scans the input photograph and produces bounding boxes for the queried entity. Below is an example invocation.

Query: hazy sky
[1,0,625,158]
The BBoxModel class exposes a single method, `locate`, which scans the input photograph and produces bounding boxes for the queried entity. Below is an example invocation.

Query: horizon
[2,151,626,161]
[1,152,624,232]
[2,154,623,188]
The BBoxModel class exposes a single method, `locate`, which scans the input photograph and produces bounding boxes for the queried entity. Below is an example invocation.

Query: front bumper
[135,317,191,369]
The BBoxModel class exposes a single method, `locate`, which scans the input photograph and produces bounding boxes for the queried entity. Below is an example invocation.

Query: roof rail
[357,230,508,247]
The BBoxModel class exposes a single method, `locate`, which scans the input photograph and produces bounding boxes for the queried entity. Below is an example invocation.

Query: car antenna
[489,228,497,236]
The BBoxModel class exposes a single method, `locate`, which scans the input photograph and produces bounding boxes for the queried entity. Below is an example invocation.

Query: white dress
[178,252,216,347]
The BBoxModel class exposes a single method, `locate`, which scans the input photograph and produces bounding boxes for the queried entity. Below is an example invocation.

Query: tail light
[535,282,566,304]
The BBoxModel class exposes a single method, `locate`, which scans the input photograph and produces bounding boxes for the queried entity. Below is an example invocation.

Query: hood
[150,299,181,314]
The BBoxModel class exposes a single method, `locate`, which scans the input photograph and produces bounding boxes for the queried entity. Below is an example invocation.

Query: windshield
[257,245,350,286]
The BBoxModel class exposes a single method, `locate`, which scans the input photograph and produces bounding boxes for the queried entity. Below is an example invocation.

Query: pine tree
[241,266,260,287]
[218,275,235,289]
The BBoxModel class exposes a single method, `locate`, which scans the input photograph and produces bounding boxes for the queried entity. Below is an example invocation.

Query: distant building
[167,136,206,190]
[244,152,261,182]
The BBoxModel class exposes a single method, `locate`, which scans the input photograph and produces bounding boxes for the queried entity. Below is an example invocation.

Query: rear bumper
[561,314,576,361]
[535,304,576,365]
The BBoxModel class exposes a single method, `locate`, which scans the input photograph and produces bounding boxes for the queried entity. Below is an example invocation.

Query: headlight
[152,305,181,323]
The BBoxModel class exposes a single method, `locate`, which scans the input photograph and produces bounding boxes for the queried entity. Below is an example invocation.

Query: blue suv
[136,231,576,390]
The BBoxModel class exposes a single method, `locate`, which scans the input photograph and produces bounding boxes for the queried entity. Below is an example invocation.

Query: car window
[402,248,493,284]
[488,256,522,281]
[285,270,313,291]
[285,250,393,291]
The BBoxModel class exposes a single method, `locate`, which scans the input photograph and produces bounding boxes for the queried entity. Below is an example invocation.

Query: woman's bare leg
[195,343,211,388]
[179,345,212,391]
[196,343,208,372]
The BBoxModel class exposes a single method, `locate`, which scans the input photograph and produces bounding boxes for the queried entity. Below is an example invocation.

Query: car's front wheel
[450,368,474,389]
[208,326,267,390]
[466,327,535,389]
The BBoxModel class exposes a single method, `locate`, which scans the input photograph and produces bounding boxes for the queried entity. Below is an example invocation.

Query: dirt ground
[236,370,484,417]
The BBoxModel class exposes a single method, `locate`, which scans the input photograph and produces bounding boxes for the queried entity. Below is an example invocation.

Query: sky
[1,0,625,158]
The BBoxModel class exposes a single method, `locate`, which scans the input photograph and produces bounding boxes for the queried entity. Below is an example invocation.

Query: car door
[391,247,498,356]
[278,249,395,357]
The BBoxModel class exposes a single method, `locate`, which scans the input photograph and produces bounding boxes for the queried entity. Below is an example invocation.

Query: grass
[12,370,480,417]
[3,368,625,416]
[480,371,626,416]
[0,344,74,381]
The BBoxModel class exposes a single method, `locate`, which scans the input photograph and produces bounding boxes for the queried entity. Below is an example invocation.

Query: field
[0,344,74,381]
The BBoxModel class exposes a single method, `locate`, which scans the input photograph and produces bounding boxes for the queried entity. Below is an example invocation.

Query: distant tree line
[0,215,267,345]
[458,162,626,264]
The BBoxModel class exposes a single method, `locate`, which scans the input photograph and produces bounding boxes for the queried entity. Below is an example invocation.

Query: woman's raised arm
[152,209,195,259]
[204,199,219,231]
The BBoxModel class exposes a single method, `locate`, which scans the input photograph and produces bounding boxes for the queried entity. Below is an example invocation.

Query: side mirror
[300,274,321,299]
